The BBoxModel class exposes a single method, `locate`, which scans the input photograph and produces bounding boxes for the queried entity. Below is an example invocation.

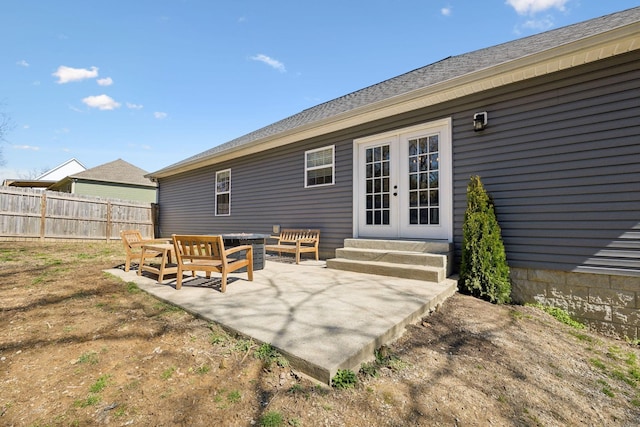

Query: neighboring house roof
[1,179,54,188]
[49,159,157,190]
[37,158,86,181]
[2,158,86,188]
[149,6,640,179]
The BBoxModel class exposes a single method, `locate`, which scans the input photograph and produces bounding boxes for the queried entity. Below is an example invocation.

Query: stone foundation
[510,268,640,340]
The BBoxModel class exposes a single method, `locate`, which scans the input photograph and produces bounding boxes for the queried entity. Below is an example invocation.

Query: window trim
[304,145,335,188]
[215,168,231,216]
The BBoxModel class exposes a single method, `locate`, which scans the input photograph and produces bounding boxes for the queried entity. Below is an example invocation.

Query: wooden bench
[265,229,320,264]
[172,234,253,292]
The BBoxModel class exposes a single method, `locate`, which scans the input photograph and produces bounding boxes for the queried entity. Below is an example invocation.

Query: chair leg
[221,272,227,293]
[247,264,253,282]
[137,248,146,276]
[247,249,254,281]
[176,265,183,290]
[124,256,131,272]
[158,250,168,282]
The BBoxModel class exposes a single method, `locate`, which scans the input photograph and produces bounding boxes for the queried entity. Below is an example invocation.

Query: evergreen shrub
[459,175,511,304]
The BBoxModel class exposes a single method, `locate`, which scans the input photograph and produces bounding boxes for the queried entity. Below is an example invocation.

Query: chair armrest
[130,238,169,247]
[224,244,253,256]
[145,238,171,244]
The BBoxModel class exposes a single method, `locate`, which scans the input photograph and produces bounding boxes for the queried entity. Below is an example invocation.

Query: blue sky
[1,0,637,181]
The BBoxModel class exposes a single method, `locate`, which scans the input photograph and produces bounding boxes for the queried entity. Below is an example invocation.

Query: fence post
[40,193,47,241]
[106,201,112,242]
[152,203,160,238]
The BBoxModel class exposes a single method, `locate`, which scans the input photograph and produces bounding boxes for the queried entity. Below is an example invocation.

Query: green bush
[331,369,357,389]
[460,175,511,304]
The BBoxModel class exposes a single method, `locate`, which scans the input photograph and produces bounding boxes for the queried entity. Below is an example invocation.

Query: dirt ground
[1,242,640,426]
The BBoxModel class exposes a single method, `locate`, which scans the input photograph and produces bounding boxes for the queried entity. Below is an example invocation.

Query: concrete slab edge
[104,268,459,386]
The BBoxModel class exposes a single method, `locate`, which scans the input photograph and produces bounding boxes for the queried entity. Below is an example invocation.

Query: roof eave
[148,22,640,180]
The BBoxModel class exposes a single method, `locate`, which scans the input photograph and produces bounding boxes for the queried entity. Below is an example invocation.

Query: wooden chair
[265,229,320,264]
[172,234,253,292]
[120,229,169,272]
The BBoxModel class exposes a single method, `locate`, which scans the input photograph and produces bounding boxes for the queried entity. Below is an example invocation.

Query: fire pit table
[221,233,268,271]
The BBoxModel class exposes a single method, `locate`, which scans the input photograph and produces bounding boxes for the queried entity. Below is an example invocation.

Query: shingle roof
[70,159,156,187]
[154,6,640,176]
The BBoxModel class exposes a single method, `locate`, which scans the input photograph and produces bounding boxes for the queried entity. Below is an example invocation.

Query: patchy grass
[2,242,640,426]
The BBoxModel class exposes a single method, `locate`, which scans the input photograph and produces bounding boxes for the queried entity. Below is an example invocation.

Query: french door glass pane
[365,145,391,225]
[408,134,439,225]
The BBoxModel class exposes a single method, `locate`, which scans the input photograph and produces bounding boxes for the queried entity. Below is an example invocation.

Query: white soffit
[154,23,640,178]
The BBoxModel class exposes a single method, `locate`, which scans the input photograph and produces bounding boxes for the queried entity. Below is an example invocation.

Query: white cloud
[12,144,40,151]
[250,54,286,72]
[82,94,121,110]
[17,59,29,67]
[97,77,113,86]
[521,16,554,30]
[154,112,168,119]
[506,0,568,15]
[127,102,144,110]
[441,7,452,16]
[53,65,99,84]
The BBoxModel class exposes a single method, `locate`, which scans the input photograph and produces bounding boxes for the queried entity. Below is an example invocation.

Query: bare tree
[0,106,15,167]
[18,167,50,180]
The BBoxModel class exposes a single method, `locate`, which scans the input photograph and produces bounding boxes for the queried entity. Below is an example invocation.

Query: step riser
[344,238,452,253]
[335,248,446,268]
[326,259,444,282]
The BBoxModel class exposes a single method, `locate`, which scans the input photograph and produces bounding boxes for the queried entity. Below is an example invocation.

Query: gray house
[149,8,640,338]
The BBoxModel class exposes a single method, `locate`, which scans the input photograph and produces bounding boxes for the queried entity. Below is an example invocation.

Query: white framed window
[305,145,335,188]
[215,169,231,216]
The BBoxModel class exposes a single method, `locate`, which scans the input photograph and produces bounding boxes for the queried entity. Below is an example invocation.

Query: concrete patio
[106,257,457,384]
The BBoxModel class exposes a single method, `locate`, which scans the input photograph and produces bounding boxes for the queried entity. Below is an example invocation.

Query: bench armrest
[296,238,317,244]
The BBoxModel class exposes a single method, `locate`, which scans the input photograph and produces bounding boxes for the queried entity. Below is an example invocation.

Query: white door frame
[352,118,453,241]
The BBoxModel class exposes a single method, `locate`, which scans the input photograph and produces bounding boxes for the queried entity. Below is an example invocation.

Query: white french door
[354,119,452,240]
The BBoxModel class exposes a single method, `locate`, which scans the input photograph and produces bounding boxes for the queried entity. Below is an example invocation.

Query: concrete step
[326,258,445,283]
[335,247,447,269]
[344,238,452,254]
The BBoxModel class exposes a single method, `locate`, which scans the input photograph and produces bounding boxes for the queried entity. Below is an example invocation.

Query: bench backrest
[279,229,320,243]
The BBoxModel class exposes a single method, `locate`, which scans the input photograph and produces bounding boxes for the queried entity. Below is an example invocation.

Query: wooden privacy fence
[0,187,156,242]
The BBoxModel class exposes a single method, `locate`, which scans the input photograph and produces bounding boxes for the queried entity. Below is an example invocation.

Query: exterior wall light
[473,112,488,131]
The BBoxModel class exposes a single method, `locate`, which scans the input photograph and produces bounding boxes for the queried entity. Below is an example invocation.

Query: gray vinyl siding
[451,49,640,277]
[158,135,353,259]
[158,49,640,275]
